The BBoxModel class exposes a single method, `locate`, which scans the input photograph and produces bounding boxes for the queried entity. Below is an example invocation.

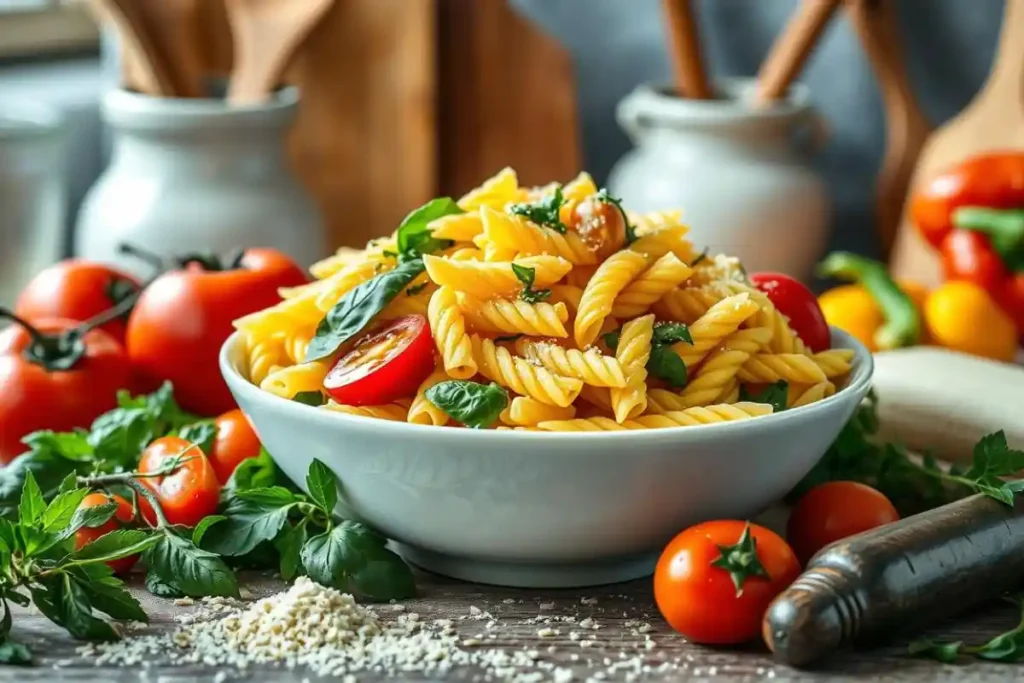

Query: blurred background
[0,0,1009,300]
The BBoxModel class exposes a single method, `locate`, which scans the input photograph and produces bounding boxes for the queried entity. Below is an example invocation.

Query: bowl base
[395,544,657,588]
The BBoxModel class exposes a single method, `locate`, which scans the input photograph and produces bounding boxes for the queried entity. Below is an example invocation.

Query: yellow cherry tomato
[924,281,1018,362]
[818,285,883,351]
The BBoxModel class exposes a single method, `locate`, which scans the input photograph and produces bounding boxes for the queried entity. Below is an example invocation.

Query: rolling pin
[764,493,1024,667]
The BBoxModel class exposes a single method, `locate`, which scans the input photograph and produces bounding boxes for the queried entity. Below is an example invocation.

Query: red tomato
[654,520,801,645]
[209,409,262,483]
[15,260,140,343]
[138,436,221,528]
[74,493,138,575]
[0,317,130,464]
[999,272,1024,338]
[939,229,1008,295]
[126,248,307,416]
[749,273,831,352]
[324,315,435,406]
[786,481,900,566]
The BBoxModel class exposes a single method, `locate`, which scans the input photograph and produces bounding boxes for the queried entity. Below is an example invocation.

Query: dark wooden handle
[764,493,1024,667]
[660,0,712,99]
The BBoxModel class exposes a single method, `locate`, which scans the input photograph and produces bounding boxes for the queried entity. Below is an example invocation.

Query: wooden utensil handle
[984,0,1024,98]
[846,0,919,120]
[660,0,712,99]
[755,0,841,105]
[764,493,1024,667]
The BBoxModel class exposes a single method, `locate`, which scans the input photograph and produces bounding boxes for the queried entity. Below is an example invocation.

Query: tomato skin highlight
[787,481,900,566]
[15,260,140,343]
[654,520,800,645]
[126,248,307,416]
[209,409,262,483]
[324,315,435,407]
[939,229,1008,295]
[74,493,138,575]
[138,436,221,528]
[749,273,831,352]
[0,318,130,464]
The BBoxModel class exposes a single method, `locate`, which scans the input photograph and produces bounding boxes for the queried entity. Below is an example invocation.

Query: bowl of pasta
[221,168,873,588]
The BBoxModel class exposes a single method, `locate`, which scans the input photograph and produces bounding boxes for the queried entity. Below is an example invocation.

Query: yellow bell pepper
[923,281,1018,362]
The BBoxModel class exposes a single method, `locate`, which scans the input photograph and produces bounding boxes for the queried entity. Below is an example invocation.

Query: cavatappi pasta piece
[423,254,572,299]
[458,294,570,338]
[548,284,584,316]
[458,167,526,211]
[673,294,759,368]
[429,212,484,242]
[323,399,411,421]
[407,368,451,426]
[246,334,288,386]
[500,396,576,426]
[516,339,627,388]
[738,353,828,384]
[428,286,477,379]
[628,226,695,264]
[811,349,855,378]
[574,251,649,348]
[610,314,655,422]
[788,381,836,408]
[536,402,772,431]
[470,335,583,407]
[481,206,597,265]
[261,360,333,400]
[611,253,693,318]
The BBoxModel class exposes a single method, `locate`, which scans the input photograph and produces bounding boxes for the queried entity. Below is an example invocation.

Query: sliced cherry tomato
[654,520,800,645]
[749,272,831,352]
[15,260,140,343]
[786,481,900,566]
[138,436,220,528]
[74,493,138,575]
[209,409,262,483]
[324,314,435,406]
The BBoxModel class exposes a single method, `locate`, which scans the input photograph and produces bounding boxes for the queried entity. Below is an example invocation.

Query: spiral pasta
[811,349,855,378]
[574,251,649,348]
[459,294,569,338]
[611,253,693,318]
[481,206,597,265]
[610,314,655,422]
[788,381,836,408]
[429,212,484,242]
[516,339,627,388]
[261,360,333,400]
[673,294,759,368]
[428,286,477,379]
[246,334,287,386]
[470,335,583,407]
[628,226,695,264]
[738,353,828,384]
[323,400,411,421]
[458,167,527,211]
[500,397,576,426]
[407,368,451,426]
[536,402,772,431]
[423,254,572,299]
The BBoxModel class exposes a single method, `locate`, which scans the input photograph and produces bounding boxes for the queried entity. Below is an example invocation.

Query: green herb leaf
[67,564,147,624]
[71,529,158,565]
[602,329,620,351]
[54,502,118,546]
[349,545,416,601]
[406,282,429,296]
[40,487,89,534]
[305,258,426,362]
[740,381,789,414]
[300,520,385,588]
[144,532,239,598]
[276,519,308,581]
[510,264,552,304]
[0,449,82,519]
[87,383,196,470]
[191,515,227,546]
[395,197,463,260]
[18,470,46,527]
[306,459,339,514]
[52,573,119,641]
[200,498,293,557]
[709,523,770,596]
[647,346,688,388]
[178,421,217,455]
[20,431,94,461]
[594,188,635,244]
[225,448,280,493]
[652,322,693,346]
[0,641,32,665]
[509,187,568,233]
[425,381,509,429]
[292,391,326,407]
[144,571,183,599]
[236,486,297,507]
[494,334,524,343]
[908,639,963,663]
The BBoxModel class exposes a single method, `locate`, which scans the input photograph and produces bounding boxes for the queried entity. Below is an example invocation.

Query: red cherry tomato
[0,317,130,464]
[324,314,435,406]
[654,520,801,645]
[138,436,221,528]
[749,272,831,352]
[15,260,140,343]
[939,229,1008,295]
[74,493,138,575]
[209,409,262,483]
[126,248,307,416]
[786,481,900,566]
[999,272,1024,339]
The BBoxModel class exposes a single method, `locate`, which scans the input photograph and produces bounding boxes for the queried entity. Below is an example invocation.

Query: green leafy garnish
[509,187,568,233]
[710,523,770,596]
[652,322,693,346]
[511,264,552,304]
[292,391,326,407]
[910,595,1024,664]
[143,533,238,599]
[425,380,509,429]
[594,188,636,244]
[740,381,789,413]
[395,197,462,261]
[691,248,709,266]
[225,447,280,494]
[603,325,689,388]
[407,282,429,296]
[494,334,524,343]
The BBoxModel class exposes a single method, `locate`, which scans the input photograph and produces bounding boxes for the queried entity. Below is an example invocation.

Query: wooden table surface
[3,570,1019,682]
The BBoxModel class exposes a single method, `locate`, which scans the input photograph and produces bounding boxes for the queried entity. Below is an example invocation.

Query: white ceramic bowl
[220,328,873,588]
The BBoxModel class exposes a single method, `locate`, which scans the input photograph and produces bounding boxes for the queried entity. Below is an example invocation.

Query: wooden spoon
[846,0,931,259]
[890,0,1024,285]
[754,0,841,106]
[134,0,205,98]
[225,0,337,105]
[87,0,177,96]
[660,0,712,99]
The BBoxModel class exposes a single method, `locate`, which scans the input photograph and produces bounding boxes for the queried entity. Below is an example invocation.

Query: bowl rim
[220,327,874,442]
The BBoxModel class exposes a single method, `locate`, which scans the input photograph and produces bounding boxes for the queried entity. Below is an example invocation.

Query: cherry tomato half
[786,481,900,566]
[209,409,262,483]
[654,520,801,645]
[749,273,831,352]
[138,436,221,528]
[324,314,435,407]
[74,493,138,575]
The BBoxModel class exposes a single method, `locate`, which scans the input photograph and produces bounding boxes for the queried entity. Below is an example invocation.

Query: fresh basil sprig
[425,380,509,429]
[511,264,552,304]
[509,187,568,233]
[395,197,462,261]
[603,323,691,388]
[740,381,789,414]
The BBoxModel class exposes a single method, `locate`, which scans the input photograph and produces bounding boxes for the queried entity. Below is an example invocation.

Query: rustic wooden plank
[2,571,1017,681]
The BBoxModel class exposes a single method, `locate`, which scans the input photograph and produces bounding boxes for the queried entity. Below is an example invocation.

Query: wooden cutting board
[872,347,1024,464]
[889,0,1024,285]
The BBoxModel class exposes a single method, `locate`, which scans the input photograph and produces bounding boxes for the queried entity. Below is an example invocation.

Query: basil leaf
[740,380,788,413]
[200,499,293,557]
[407,282,429,296]
[908,639,962,663]
[305,258,426,362]
[424,381,508,429]
[144,532,239,598]
[225,448,279,493]
[349,545,416,602]
[395,197,462,260]
[55,503,118,545]
[144,571,183,599]
[178,421,217,454]
[71,529,158,564]
[647,346,687,388]
[0,640,31,665]
[602,329,620,351]
[192,515,227,546]
[0,449,82,519]
[306,459,338,513]
[292,391,325,407]
[53,573,118,641]
[300,520,382,588]
[87,383,196,470]
[18,470,46,526]
[652,322,693,346]
[509,187,568,233]
[276,519,308,581]
[67,564,147,623]
[41,488,90,534]
[236,486,297,507]
[20,431,93,461]
[510,264,551,304]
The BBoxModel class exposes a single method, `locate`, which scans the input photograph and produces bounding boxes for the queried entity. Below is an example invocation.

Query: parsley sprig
[509,187,568,233]
[511,264,552,304]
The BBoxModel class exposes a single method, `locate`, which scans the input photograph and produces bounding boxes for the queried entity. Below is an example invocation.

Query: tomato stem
[0,308,87,371]
[118,242,166,271]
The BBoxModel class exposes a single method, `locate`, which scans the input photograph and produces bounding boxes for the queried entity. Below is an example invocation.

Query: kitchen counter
[3,570,1017,682]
